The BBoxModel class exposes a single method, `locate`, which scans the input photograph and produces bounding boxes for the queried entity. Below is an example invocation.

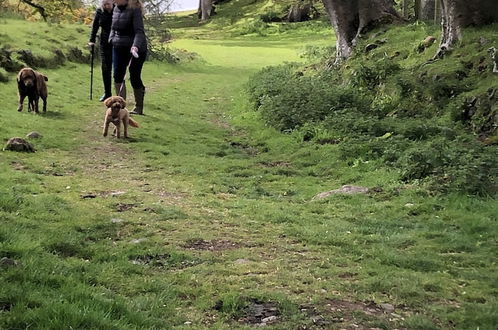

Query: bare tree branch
[19,0,47,21]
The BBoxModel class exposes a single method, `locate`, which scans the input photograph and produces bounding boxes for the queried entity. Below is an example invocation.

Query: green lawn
[0,17,497,329]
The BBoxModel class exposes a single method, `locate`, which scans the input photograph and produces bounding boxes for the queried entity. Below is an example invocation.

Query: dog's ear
[104,97,114,107]
[42,75,48,82]
[119,97,126,108]
[16,69,23,83]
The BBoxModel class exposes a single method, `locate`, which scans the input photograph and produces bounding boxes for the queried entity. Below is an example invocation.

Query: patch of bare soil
[238,300,280,326]
[229,141,260,156]
[258,161,292,168]
[10,161,27,171]
[115,203,137,212]
[300,299,404,330]
[182,238,242,251]
[130,254,199,269]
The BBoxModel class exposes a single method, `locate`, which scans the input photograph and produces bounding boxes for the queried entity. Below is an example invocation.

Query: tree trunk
[321,0,399,63]
[420,0,435,21]
[402,0,409,18]
[414,0,421,20]
[436,0,498,57]
[199,0,213,21]
[287,3,312,22]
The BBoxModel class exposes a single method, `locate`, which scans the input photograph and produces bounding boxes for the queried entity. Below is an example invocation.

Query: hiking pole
[89,44,95,100]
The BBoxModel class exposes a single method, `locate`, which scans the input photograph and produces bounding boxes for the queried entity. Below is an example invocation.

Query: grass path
[1,25,497,329]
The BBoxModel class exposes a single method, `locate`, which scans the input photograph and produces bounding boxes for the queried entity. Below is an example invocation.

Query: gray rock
[26,131,42,139]
[0,257,19,268]
[365,43,379,53]
[313,185,369,200]
[261,316,278,323]
[111,218,125,224]
[380,303,395,312]
[131,238,147,244]
[3,137,35,153]
[479,37,490,46]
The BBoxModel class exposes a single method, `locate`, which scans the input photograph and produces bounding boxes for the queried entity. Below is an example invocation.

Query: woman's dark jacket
[89,7,113,45]
[109,4,147,52]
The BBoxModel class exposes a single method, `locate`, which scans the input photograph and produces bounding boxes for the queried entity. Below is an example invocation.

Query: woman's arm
[89,8,102,43]
[131,8,146,51]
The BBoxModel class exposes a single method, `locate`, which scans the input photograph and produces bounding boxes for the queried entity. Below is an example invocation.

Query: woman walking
[109,0,147,115]
[88,0,114,102]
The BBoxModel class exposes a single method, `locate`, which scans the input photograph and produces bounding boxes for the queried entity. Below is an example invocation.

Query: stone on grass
[380,303,395,312]
[3,137,35,152]
[26,131,42,139]
[0,257,20,268]
[313,185,369,200]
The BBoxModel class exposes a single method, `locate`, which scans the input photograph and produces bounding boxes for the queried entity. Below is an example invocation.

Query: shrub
[350,58,401,91]
[247,65,370,131]
[397,137,498,195]
[259,11,282,23]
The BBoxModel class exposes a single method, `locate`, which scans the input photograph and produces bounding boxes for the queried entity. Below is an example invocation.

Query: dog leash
[118,57,134,96]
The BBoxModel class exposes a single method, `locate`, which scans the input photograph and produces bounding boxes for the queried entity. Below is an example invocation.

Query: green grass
[1,13,498,330]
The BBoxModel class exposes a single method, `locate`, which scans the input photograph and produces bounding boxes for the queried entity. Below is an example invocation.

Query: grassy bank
[1,15,497,330]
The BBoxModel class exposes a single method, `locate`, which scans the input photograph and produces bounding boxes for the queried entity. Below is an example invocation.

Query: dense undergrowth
[247,23,498,195]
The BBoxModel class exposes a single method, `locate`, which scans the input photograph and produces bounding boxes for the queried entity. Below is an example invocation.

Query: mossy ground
[0,10,497,330]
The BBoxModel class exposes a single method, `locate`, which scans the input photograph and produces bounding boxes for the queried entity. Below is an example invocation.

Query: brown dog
[17,67,48,113]
[103,96,139,138]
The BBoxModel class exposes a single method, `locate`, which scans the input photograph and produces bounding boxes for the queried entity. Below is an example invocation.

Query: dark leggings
[113,46,146,89]
[100,43,112,96]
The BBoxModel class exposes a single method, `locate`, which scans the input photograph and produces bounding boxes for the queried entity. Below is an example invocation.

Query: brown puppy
[17,67,48,113]
[103,96,139,138]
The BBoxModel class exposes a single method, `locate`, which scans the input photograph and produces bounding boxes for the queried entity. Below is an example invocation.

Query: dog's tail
[129,118,139,128]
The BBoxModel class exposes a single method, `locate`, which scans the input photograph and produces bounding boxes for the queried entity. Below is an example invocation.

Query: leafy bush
[247,65,369,130]
[397,137,498,195]
[246,63,300,109]
[235,19,269,36]
[350,58,401,91]
[259,11,282,23]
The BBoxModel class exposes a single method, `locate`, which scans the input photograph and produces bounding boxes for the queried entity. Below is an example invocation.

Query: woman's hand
[131,46,139,58]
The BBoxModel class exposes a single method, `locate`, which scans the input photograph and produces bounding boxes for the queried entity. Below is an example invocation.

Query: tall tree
[198,0,214,21]
[437,0,498,57]
[321,0,399,63]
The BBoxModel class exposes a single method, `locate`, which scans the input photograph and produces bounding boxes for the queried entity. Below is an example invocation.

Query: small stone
[365,43,379,53]
[26,131,42,139]
[313,185,369,200]
[262,316,277,323]
[81,193,97,199]
[234,258,251,264]
[380,303,395,312]
[184,321,192,325]
[3,137,35,153]
[404,203,415,208]
[111,218,125,223]
[479,37,490,46]
[131,238,147,244]
[0,257,19,268]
